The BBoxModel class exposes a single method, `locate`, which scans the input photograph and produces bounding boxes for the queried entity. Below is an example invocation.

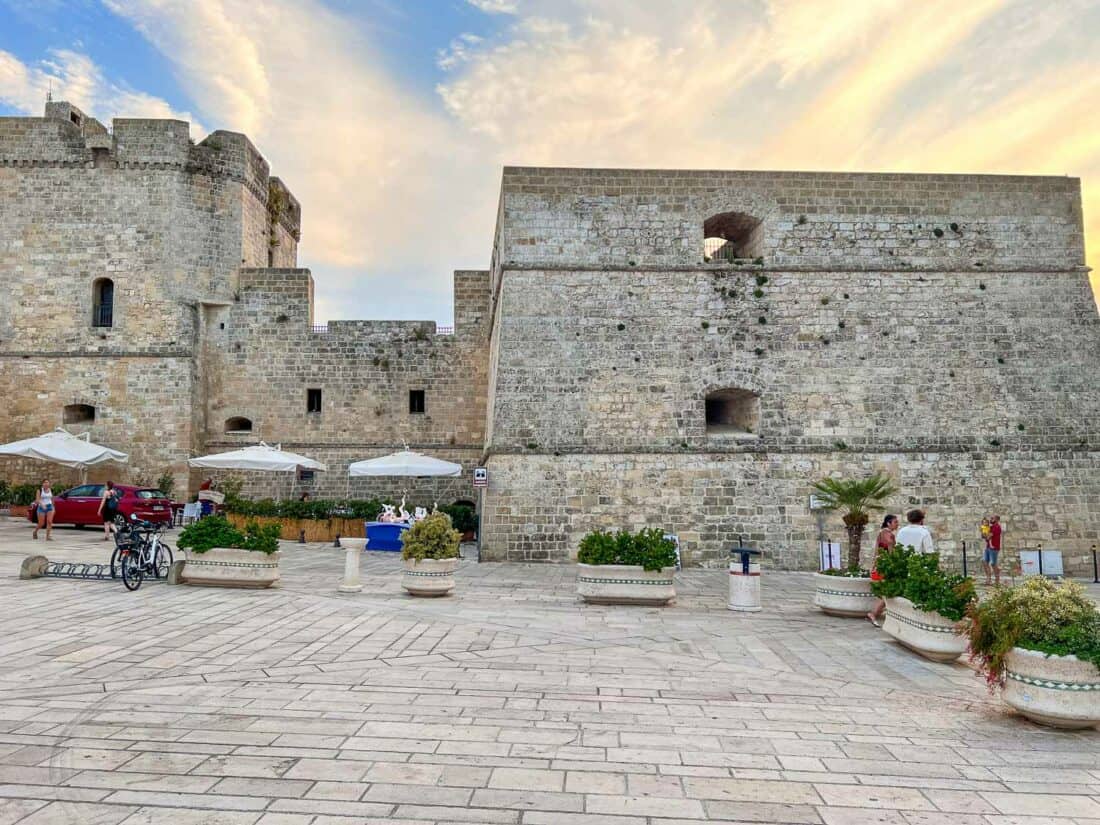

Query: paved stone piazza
[1,520,1098,825]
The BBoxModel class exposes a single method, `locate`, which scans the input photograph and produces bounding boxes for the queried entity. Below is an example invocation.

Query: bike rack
[19,556,165,584]
[43,560,116,580]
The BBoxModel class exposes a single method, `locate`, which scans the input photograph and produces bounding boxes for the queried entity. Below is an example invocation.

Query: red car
[27,484,173,527]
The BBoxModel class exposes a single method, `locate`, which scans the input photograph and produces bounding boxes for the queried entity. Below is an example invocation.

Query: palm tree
[811,472,898,571]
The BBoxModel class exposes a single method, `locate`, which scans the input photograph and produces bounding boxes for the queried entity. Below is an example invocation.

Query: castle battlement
[0,101,301,241]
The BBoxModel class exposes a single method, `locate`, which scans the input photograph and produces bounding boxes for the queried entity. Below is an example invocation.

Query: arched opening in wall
[63,404,96,425]
[224,417,253,434]
[703,212,763,262]
[705,389,759,436]
[92,278,114,327]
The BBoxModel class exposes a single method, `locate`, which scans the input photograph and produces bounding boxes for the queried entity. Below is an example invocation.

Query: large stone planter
[402,557,457,597]
[882,596,967,662]
[182,548,281,589]
[576,564,675,606]
[813,573,876,617]
[1003,647,1100,730]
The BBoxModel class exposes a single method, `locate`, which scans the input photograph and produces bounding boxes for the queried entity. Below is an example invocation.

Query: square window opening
[409,390,426,414]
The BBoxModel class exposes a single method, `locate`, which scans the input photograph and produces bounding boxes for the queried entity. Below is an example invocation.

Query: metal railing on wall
[308,323,453,335]
[92,303,113,328]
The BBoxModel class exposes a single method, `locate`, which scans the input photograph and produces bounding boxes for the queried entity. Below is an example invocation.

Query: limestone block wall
[488,268,1100,451]
[199,445,481,505]
[199,269,492,497]
[482,265,1100,570]
[0,355,195,489]
[0,103,300,492]
[495,168,1084,273]
[480,451,1100,574]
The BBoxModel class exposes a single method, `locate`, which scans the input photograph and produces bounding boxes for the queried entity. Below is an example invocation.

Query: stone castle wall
[494,167,1084,272]
[0,103,300,491]
[482,168,1100,572]
[199,268,491,502]
[3,104,1097,574]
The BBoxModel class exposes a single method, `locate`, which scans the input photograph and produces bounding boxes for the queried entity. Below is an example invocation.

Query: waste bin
[729,546,762,612]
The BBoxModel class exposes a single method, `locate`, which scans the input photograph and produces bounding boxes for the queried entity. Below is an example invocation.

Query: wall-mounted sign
[473,467,488,487]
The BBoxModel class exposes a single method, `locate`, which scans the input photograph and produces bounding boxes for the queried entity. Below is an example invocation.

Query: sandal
[32,529,38,540]
[866,613,881,628]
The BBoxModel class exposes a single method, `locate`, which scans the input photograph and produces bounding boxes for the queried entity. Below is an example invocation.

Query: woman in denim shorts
[33,479,55,541]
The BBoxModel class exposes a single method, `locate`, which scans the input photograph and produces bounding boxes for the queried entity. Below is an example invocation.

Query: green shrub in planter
[224,497,388,521]
[178,516,281,555]
[400,512,461,562]
[440,504,477,534]
[968,577,1100,689]
[577,528,677,572]
[10,484,38,507]
[872,545,975,620]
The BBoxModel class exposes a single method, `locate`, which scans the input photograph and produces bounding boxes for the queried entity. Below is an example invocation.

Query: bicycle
[110,515,173,591]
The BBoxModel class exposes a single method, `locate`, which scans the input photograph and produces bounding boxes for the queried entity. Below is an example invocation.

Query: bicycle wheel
[109,546,121,579]
[154,543,173,578]
[120,551,143,591]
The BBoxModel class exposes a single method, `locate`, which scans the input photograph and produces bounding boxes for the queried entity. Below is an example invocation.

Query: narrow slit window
[409,390,425,414]
[92,278,114,327]
[307,388,322,413]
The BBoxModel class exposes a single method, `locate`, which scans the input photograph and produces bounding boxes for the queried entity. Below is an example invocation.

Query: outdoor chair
[181,502,202,525]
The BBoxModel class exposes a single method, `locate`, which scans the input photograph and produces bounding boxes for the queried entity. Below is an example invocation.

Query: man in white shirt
[895,509,934,554]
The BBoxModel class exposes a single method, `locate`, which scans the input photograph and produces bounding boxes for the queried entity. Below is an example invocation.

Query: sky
[1,0,1098,324]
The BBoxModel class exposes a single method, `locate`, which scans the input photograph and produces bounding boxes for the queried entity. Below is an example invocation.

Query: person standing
[984,514,1003,586]
[895,509,934,554]
[33,479,55,541]
[867,513,898,627]
[98,481,120,540]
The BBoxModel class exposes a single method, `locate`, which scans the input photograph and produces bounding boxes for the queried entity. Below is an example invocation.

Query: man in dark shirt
[984,514,1003,586]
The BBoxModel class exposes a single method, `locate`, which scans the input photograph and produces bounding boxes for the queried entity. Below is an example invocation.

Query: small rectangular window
[307,388,322,413]
[409,390,425,414]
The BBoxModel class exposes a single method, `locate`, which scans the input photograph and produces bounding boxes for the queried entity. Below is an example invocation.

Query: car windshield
[135,489,167,500]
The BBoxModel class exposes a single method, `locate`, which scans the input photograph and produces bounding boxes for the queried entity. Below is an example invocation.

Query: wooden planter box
[226,513,365,543]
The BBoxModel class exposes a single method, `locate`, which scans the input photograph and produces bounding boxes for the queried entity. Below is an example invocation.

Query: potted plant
[442,503,478,542]
[576,528,678,606]
[873,545,976,662]
[177,515,282,588]
[810,472,897,617]
[968,578,1100,729]
[401,511,461,597]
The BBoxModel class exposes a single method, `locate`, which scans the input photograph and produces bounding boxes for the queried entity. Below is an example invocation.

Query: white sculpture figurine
[398,495,411,523]
[414,507,427,522]
[379,504,397,523]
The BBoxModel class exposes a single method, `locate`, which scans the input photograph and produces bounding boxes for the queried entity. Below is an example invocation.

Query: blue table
[365,521,410,552]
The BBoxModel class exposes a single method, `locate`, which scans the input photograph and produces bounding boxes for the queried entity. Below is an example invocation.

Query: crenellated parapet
[0,101,301,242]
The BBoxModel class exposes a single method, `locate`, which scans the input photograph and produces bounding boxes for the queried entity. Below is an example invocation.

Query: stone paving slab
[0,518,1097,824]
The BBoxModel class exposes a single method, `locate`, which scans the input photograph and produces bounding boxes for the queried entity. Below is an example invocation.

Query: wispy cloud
[466,0,519,14]
[6,0,1098,317]
[0,48,202,131]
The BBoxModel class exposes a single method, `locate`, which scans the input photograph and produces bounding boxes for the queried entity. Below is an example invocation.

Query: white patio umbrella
[189,442,326,501]
[0,428,128,469]
[189,442,327,473]
[348,447,461,478]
